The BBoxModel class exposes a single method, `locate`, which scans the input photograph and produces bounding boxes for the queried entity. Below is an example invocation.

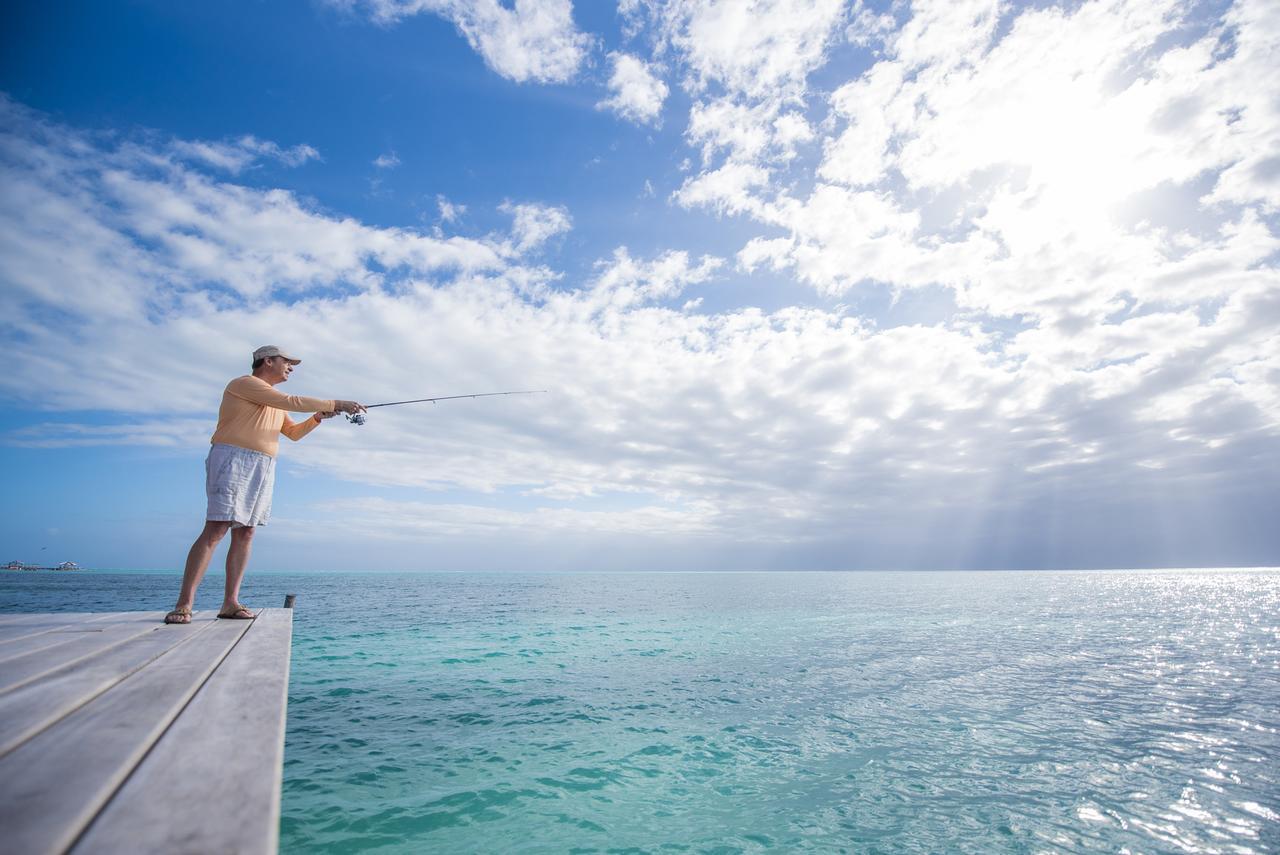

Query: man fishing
[164,346,365,624]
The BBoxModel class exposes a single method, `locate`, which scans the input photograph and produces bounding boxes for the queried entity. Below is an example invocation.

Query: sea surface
[3,568,1279,853]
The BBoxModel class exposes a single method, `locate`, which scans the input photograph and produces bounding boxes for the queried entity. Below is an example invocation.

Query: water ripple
[5,568,1277,852]
[267,570,1280,852]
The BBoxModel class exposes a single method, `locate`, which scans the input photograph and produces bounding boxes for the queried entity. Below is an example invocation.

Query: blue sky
[1,0,1277,572]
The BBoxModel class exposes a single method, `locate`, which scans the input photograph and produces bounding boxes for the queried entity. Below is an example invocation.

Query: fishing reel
[345,412,366,425]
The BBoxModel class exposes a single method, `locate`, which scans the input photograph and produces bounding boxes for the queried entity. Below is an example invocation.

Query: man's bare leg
[169,521,233,623]
[222,525,256,616]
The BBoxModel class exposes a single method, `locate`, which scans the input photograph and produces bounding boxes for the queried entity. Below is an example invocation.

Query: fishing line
[344,390,547,424]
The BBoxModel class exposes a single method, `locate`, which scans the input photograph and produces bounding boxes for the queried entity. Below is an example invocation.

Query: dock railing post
[284,594,296,609]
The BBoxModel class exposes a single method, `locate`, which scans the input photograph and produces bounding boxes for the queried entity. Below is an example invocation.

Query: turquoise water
[3,569,1279,852]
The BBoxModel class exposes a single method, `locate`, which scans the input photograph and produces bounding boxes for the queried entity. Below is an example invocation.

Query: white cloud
[438,194,466,223]
[845,0,897,48]
[597,52,668,126]
[170,135,320,173]
[373,151,400,169]
[305,496,719,539]
[500,201,572,252]
[685,97,776,164]
[1198,0,1280,212]
[736,235,792,273]
[5,420,212,449]
[646,0,848,100]
[0,99,512,318]
[586,247,723,310]
[672,0,1280,336]
[340,0,591,84]
[627,0,847,243]
[672,160,770,216]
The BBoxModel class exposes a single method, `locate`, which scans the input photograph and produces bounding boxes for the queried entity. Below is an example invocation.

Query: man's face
[266,356,294,384]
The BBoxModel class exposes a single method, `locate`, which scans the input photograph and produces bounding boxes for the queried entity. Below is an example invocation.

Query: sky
[0,0,1277,572]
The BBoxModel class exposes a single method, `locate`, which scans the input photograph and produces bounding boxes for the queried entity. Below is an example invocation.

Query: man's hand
[334,400,367,414]
[315,411,339,421]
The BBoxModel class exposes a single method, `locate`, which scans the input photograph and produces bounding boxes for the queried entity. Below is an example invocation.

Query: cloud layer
[2,0,1278,568]
[340,0,592,83]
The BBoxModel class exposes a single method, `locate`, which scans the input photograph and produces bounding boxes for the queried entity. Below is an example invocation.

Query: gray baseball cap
[253,345,301,364]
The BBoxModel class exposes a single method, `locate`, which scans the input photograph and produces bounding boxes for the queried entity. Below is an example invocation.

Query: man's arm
[281,414,323,442]
[282,409,356,441]
[226,376,335,413]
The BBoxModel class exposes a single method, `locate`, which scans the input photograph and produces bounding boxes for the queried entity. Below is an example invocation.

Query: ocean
[3,568,1278,853]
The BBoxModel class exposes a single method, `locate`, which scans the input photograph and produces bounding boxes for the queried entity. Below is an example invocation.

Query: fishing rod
[344,390,547,424]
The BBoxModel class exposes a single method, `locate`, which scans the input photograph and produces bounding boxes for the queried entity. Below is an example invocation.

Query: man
[164,346,365,624]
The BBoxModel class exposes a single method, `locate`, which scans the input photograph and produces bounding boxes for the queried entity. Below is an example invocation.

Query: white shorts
[205,443,276,527]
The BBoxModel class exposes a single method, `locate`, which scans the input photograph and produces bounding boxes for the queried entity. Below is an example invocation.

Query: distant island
[4,561,81,571]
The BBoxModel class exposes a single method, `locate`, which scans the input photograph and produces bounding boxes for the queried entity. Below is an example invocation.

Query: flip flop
[217,603,256,620]
[164,607,192,624]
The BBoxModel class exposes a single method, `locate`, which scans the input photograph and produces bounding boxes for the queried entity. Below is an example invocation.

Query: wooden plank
[0,613,168,693]
[0,613,146,661]
[0,613,106,627]
[0,613,114,642]
[0,617,221,757]
[0,617,253,855]
[76,609,293,855]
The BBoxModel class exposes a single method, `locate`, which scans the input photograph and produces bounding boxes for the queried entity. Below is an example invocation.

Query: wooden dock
[0,608,293,854]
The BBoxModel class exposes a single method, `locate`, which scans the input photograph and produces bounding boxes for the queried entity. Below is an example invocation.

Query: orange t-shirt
[209,376,335,457]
